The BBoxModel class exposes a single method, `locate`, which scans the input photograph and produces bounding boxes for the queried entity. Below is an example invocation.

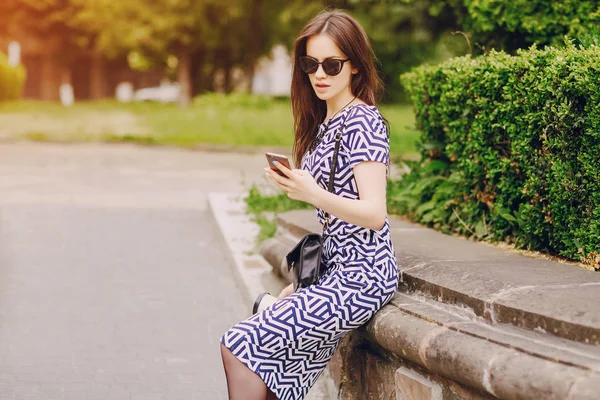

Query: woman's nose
[315,64,327,78]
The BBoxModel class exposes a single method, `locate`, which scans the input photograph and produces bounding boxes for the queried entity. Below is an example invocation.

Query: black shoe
[252,292,275,314]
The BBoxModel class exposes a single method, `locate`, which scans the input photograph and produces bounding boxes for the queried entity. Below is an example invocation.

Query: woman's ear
[352,67,359,74]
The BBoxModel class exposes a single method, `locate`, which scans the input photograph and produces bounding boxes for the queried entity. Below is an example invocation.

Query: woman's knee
[220,342,233,362]
[221,342,248,373]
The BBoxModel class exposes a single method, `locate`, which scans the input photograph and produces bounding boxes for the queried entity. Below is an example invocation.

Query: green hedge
[0,51,26,102]
[395,43,600,268]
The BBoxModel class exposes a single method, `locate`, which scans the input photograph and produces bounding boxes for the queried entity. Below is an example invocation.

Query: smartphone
[265,152,292,177]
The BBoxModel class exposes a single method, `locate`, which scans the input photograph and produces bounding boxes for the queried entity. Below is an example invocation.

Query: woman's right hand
[277,283,295,300]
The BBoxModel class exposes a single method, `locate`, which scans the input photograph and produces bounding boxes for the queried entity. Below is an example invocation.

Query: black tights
[220,343,278,400]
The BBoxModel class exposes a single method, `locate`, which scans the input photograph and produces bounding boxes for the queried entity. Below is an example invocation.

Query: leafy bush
[0,51,26,102]
[396,43,600,268]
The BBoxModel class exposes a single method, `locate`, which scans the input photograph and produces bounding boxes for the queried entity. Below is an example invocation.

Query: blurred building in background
[252,45,292,97]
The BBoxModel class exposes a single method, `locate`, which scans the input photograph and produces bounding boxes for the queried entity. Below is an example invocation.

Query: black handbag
[285,107,352,291]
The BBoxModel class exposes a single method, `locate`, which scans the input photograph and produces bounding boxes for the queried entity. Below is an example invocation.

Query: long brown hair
[291,9,384,167]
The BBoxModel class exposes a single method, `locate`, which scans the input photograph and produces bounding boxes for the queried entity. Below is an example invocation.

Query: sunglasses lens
[323,59,342,76]
[299,57,346,75]
[299,57,318,74]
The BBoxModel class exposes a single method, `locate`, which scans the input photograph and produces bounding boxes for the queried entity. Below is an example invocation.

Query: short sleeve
[343,106,390,169]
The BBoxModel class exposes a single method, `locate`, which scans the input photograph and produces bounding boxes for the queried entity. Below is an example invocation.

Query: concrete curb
[207,192,284,306]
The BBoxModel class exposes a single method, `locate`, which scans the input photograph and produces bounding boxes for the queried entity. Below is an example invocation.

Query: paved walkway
[0,143,270,399]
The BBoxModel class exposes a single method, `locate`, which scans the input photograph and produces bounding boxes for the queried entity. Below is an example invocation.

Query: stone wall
[260,211,600,400]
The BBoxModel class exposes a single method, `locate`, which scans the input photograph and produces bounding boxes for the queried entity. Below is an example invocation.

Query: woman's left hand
[264,161,321,204]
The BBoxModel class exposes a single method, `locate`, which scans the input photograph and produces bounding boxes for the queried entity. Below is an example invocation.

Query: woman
[220,9,398,400]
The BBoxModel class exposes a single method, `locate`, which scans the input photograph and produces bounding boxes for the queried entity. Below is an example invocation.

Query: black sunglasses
[298,56,351,76]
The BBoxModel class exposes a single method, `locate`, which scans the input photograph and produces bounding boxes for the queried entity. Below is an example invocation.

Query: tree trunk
[197,49,218,93]
[178,46,192,107]
[244,0,263,93]
[190,47,206,97]
[90,53,109,99]
[41,53,63,101]
[223,50,233,94]
[244,63,256,94]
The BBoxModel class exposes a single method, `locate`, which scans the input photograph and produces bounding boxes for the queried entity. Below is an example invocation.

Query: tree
[0,0,89,100]
[71,0,244,106]
[347,0,463,102]
[444,0,600,53]
[0,0,85,62]
[263,0,463,102]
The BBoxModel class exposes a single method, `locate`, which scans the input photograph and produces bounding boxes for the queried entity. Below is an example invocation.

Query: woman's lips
[315,83,330,91]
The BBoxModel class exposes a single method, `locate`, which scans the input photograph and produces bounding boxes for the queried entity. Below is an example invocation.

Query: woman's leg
[221,343,274,400]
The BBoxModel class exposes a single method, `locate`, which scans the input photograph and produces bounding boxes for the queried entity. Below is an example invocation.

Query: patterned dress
[220,104,398,400]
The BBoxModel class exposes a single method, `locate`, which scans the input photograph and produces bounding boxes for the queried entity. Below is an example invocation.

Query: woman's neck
[324,88,361,121]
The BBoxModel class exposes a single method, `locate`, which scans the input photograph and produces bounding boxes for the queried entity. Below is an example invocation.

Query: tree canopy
[2,0,597,104]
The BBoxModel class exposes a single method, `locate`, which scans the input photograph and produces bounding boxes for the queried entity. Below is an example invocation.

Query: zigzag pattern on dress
[221,104,398,400]
[221,274,396,400]
[307,104,392,238]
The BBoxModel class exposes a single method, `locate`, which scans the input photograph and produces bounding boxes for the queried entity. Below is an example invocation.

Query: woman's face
[304,34,358,102]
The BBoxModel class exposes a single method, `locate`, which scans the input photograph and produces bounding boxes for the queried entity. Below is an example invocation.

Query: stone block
[258,237,286,277]
[328,348,343,393]
[395,367,442,400]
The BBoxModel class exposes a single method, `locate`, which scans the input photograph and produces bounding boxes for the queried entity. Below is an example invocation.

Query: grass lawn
[0,96,419,156]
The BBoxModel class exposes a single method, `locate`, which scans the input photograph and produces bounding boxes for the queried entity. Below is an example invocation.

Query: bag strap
[322,106,354,234]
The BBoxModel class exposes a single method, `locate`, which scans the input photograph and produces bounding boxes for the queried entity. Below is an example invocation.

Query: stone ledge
[361,296,600,399]
[273,211,600,345]
[259,210,600,399]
